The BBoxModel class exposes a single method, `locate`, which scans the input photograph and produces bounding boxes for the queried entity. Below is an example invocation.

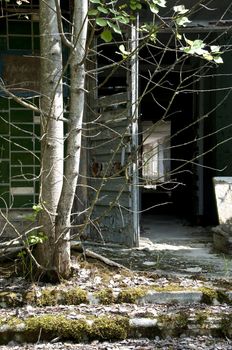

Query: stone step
[0,305,231,345]
[2,337,232,350]
[0,285,231,308]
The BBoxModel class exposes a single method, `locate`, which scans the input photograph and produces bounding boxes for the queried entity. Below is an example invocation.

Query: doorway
[139,56,198,226]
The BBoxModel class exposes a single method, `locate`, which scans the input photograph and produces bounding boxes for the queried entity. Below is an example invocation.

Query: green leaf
[97,6,109,14]
[150,4,159,14]
[203,53,214,61]
[173,5,188,14]
[184,36,193,46]
[119,44,131,56]
[115,16,130,25]
[214,56,223,64]
[176,16,191,27]
[107,21,122,34]
[130,4,137,10]
[101,29,113,42]
[96,18,107,27]
[109,8,120,15]
[210,45,221,53]
[88,9,99,16]
[32,203,43,213]
[153,0,166,8]
[90,0,101,3]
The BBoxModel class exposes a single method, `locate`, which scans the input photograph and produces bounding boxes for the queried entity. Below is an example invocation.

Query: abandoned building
[0,0,232,247]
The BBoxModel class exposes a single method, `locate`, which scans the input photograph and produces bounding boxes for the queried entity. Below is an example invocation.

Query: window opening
[142,120,171,186]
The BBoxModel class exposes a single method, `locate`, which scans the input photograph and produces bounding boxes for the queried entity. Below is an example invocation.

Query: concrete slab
[139,215,232,278]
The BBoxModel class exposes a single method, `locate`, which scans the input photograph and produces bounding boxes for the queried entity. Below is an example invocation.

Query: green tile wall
[0,98,40,208]
[0,114,9,135]
[0,37,7,50]
[11,109,33,123]
[0,162,9,183]
[11,166,37,180]
[8,21,31,35]
[0,5,40,208]
[13,195,34,208]
[10,124,33,137]
[0,139,9,158]
[0,186,10,207]
[11,138,34,151]
[9,36,32,50]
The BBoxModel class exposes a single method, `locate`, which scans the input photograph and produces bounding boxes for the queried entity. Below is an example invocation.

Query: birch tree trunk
[35,0,64,279]
[54,0,88,277]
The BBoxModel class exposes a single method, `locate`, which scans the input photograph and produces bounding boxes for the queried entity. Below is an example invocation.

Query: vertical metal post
[197,66,204,218]
[131,15,140,246]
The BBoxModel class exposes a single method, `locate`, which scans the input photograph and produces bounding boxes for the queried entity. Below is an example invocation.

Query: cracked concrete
[86,215,232,278]
[139,214,232,277]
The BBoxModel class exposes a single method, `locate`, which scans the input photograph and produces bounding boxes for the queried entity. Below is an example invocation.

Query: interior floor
[141,214,208,243]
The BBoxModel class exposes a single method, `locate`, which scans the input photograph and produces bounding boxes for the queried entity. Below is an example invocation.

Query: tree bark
[35,0,64,279]
[54,0,88,277]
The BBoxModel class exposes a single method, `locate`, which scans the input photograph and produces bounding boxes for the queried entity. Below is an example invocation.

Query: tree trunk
[54,0,88,277]
[35,0,64,279]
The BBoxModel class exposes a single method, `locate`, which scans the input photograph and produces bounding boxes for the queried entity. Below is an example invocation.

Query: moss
[91,316,129,340]
[26,315,90,341]
[26,315,59,333]
[37,288,59,307]
[25,314,129,342]
[200,287,232,305]
[158,311,189,337]
[117,287,146,303]
[195,311,209,328]
[0,317,5,327]
[0,291,22,307]
[7,317,25,329]
[200,287,218,305]
[24,290,37,305]
[217,290,232,305]
[176,312,189,329]
[24,287,88,306]
[94,288,114,305]
[154,284,186,292]
[63,288,88,305]
[220,314,232,337]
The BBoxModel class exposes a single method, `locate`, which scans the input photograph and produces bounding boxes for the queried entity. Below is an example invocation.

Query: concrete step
[0,285,231,308]
[0,304,231,345]
[1,260,231,346]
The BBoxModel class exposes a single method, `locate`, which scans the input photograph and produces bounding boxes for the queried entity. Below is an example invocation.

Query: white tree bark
[54,0,88,277]
[36,0,64,278]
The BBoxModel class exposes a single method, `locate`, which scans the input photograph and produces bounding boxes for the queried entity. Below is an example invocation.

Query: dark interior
[139,51,199,223]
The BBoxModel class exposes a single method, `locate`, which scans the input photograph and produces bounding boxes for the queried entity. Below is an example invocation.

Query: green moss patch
[195,311,209,328]
[117,287,147,303]
[1,310,232,345]
[26,315,91,342]
[220,314,232,337]
[61,288,88,305]
[153,284,186,292]
[94,288,115,304]
[200,287,232,305]
[200,287,218,304]
[158,311,189,337]
[2,315,130,343]
[92,316,129,340]
[0,291,22,307]
[23,287,88,307]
